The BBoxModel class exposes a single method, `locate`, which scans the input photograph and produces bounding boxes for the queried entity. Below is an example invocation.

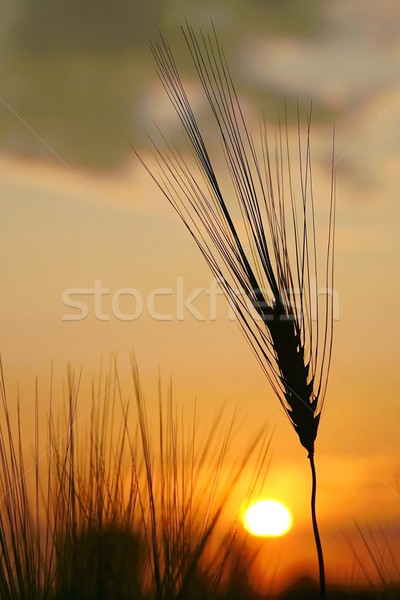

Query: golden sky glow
[1,1,400,593]
[243,500,293,537]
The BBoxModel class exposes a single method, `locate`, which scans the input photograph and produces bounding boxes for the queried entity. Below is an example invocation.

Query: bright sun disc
[243,500,292,537]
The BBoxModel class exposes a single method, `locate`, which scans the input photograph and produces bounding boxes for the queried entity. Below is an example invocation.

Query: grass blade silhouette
[140,23,336,597]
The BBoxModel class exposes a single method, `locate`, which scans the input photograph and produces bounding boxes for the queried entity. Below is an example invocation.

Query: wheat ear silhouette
[139,23,336,597]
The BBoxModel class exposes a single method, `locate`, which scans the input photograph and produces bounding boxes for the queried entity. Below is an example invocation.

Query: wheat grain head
[138,23,335,458]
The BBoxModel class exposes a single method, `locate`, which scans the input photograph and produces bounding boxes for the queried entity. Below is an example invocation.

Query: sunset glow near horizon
[243,500,293,537]
[1,1,400,593]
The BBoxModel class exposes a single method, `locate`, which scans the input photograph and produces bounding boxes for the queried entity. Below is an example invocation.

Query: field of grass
[0,359,398,600]
[0,358,268,600]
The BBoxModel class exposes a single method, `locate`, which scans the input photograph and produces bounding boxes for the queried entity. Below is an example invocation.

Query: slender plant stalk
[309,451,325,597]
[140,23,336,598]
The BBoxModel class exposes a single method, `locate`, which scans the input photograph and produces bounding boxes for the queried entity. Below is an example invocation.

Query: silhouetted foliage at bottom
[54,525,143,600]
[0,361,271,600]
[0,361,398,600]
[276,577,400,600]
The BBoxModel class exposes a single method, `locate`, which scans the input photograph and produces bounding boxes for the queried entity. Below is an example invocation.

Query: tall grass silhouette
[139,24,336,597]
[0,358,270,599]
[344,522,400,590]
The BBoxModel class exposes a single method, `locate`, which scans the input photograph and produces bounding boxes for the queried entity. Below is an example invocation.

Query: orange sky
[1,134,399,590]
[1,2,400,592]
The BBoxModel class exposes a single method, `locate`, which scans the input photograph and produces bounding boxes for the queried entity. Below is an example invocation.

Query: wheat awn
[139,23,336,597]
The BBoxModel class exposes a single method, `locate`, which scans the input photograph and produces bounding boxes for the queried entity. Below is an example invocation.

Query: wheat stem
[309,451,325,598]
[141,24,336,595]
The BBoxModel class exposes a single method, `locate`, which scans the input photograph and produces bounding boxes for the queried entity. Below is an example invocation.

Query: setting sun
[243,500,293,537]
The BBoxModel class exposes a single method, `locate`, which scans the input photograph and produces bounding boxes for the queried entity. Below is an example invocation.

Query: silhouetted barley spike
[139,22,335,598]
